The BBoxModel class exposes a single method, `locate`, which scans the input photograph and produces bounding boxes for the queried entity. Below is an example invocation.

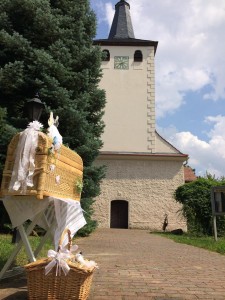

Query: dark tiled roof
[93,38,158,54]
[93,0,158,54]
[93,0,158,52]
[108,0,135,39]
[184,166,197,182]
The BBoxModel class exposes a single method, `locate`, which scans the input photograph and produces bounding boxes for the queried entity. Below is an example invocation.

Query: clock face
[114,56,129,70]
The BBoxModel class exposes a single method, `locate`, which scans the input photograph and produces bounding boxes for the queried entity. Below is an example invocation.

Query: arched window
[134,50,143,62]
[102,49,110,61]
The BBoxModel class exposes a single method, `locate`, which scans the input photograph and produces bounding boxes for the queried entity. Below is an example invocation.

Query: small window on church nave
[134,50,143,62]
[102,49,110,61]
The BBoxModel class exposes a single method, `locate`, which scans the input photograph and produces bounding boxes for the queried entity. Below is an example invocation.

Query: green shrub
[174,176,225,236]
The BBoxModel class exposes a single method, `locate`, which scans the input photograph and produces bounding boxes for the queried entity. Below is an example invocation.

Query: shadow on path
[1,291,28,300]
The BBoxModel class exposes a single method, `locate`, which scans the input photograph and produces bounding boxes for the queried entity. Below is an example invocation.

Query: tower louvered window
[102,49,110,61]
[134,50,143,62]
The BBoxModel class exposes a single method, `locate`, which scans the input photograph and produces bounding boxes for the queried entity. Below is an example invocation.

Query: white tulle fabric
[9,121,43,193]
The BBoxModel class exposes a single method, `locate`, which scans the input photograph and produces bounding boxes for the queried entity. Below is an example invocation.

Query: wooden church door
[110,200,128,229]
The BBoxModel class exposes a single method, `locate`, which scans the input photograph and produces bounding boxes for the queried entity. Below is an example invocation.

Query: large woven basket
[25,229,95,300]
[1,132,83,201]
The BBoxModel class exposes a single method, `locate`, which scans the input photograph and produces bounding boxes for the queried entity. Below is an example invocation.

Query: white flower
[27,121,43,131]
[55,175,60,184]
[49,164,55,172]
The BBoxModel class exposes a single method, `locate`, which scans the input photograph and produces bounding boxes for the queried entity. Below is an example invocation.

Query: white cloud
[160,115,225,177]
[102,0,225,117]
[105,2,114,27]
[205,115,225,138]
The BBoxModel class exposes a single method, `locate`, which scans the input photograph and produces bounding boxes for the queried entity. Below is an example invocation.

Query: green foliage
[0,108,16,231]
[75,177,83,195]
[174,176,225,236]
[77,165,106,236]
[0,0,106,233]
[78,198,98,237]
[0,107,17,187]
[0,234,53,269]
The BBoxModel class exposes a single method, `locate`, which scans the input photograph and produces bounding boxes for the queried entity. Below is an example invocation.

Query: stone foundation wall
[93,158,187,231]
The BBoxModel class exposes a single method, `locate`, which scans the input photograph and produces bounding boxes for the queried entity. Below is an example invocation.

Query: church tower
[94,0,158,153]
[93,0,188,231]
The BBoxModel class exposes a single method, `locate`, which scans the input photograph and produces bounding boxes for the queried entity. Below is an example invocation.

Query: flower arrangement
[76,177,83,194]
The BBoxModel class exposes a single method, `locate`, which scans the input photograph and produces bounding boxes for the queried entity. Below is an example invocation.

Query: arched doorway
[110,200,128,229]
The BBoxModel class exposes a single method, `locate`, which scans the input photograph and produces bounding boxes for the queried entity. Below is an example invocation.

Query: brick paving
[1,228,225,299]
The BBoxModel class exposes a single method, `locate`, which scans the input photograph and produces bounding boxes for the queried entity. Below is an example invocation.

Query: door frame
[110,199,129,229]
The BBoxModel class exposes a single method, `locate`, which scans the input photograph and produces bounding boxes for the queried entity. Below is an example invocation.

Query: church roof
[93,0,158,54]
[155,131,183,154]
[184,166,197,182]
[93,38,158,53]
[108,0,135,39]
[98,151,188,161]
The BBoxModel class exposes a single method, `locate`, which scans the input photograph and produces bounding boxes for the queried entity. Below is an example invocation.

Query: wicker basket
[1,132,83,201]
[25,229,95,300]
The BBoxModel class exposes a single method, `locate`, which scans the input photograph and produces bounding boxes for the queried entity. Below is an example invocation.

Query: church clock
[114,56,129,70]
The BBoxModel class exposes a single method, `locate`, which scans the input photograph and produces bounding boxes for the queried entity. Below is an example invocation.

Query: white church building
[93,0,188,231]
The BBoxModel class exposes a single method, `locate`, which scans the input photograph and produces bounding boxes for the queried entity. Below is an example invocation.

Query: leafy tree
[174,176,225,236]
[0,0,106,235]
[0,107,17,232]
[0,108,17,181]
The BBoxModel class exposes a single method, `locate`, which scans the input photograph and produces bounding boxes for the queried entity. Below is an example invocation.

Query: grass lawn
[0,233,53,270]
[155,232,225,255]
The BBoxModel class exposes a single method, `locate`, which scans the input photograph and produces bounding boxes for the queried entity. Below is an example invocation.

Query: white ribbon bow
[45,245,78,276]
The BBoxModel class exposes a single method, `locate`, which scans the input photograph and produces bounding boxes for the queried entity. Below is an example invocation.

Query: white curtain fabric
[2,196,86,250]
[9,123,42,193]
[52,197,86,249]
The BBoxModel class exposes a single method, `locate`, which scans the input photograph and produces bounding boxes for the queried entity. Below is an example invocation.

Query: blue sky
[90,0,225,177]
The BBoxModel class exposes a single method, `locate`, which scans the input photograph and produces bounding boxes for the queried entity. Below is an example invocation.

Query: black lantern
[26,93,45,121]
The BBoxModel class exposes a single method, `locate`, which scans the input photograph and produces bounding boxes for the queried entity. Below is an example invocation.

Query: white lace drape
[9,121,42,193]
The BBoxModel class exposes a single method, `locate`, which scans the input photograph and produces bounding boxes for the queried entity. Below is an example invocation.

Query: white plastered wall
[99,45,156,153]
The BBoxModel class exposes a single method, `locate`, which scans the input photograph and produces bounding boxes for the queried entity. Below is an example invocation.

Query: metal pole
[213,215,218,241]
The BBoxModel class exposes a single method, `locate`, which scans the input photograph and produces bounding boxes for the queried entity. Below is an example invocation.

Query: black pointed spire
[93,0,158,54]
[108,0,135,39]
